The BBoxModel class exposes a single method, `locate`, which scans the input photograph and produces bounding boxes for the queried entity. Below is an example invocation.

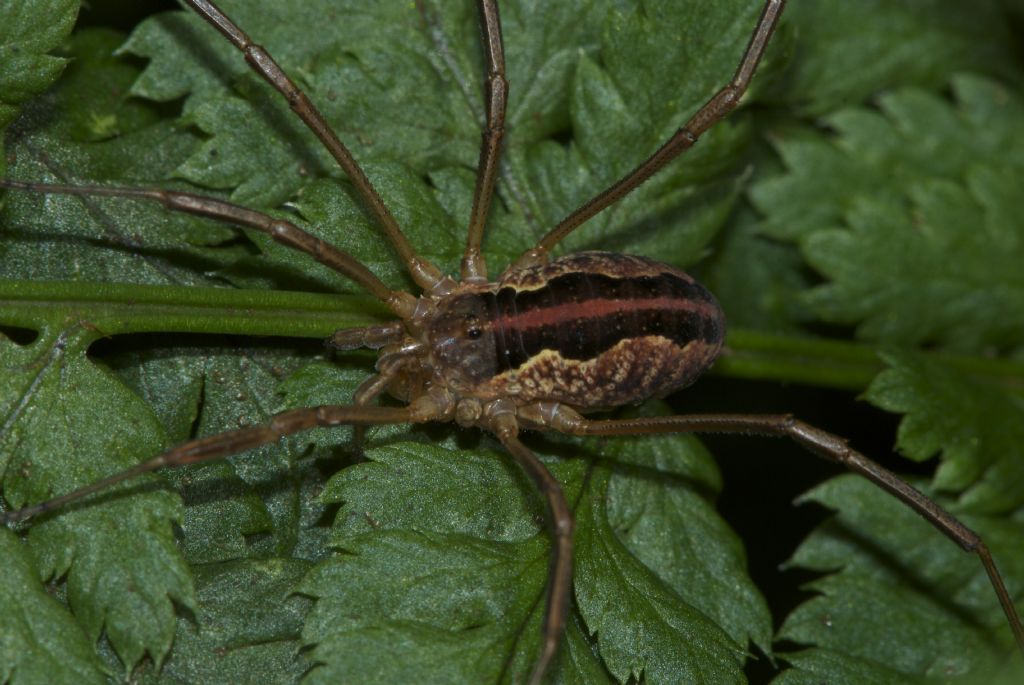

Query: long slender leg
[327,322,406,351]
[347,352,411,459]
[349,377,386,462]
[1,403,435,525]
[520,0,786,264]
[490,414,573,685]
[461,0,509,282]
[183,0,443,289]
[545,408,1024,653]
[0,179,417,317]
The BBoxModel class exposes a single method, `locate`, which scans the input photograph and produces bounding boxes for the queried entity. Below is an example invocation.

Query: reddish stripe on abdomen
[488,270,723,371]
[497,296,705,332]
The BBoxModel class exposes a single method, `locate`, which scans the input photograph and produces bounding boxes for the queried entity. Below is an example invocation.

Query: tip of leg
[526,637,560,685]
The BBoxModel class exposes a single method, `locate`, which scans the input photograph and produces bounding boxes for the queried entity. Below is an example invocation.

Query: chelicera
[2,0,1023,682]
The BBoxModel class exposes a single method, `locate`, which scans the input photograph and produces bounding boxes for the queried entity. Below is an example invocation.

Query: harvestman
[2,0,1023,682]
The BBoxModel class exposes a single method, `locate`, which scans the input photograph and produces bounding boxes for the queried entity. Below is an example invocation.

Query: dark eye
[464,314,483,339]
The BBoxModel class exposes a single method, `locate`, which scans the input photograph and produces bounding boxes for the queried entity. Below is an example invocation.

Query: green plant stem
[720,329,1024,392]
[3,279,1023,393]
[0,279,390,338]
[718,329,882,390]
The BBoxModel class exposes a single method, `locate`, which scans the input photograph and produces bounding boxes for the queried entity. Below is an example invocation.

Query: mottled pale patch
[483,336,717,411]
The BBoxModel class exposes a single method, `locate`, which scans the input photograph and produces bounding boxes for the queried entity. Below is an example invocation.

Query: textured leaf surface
[752,76,1024,353]
[0,0,76,130]
[779,475,1024,683]
[0,327,192,670]
[152,557,313,684]
[0,529,105,685]
[766,0,1021,116]
[865,351,1024,514]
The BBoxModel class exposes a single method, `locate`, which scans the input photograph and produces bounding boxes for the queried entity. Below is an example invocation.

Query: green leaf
[772,649,930,685]
[865,351,1024,513]
[0,0,76,131]
[301,529,551,684]
[779,475,1024,683]
[0,328,192,671]
[146,557,314,684]
[0,528,106,685]
[765,0,1022,116]
[3,1,1024,683]
[596,418,771,658]
[753,76,1024,241]
[752,75,1024,352]
[574,458,748,683]
[303,425,768,683]
[802,179,1024,352]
